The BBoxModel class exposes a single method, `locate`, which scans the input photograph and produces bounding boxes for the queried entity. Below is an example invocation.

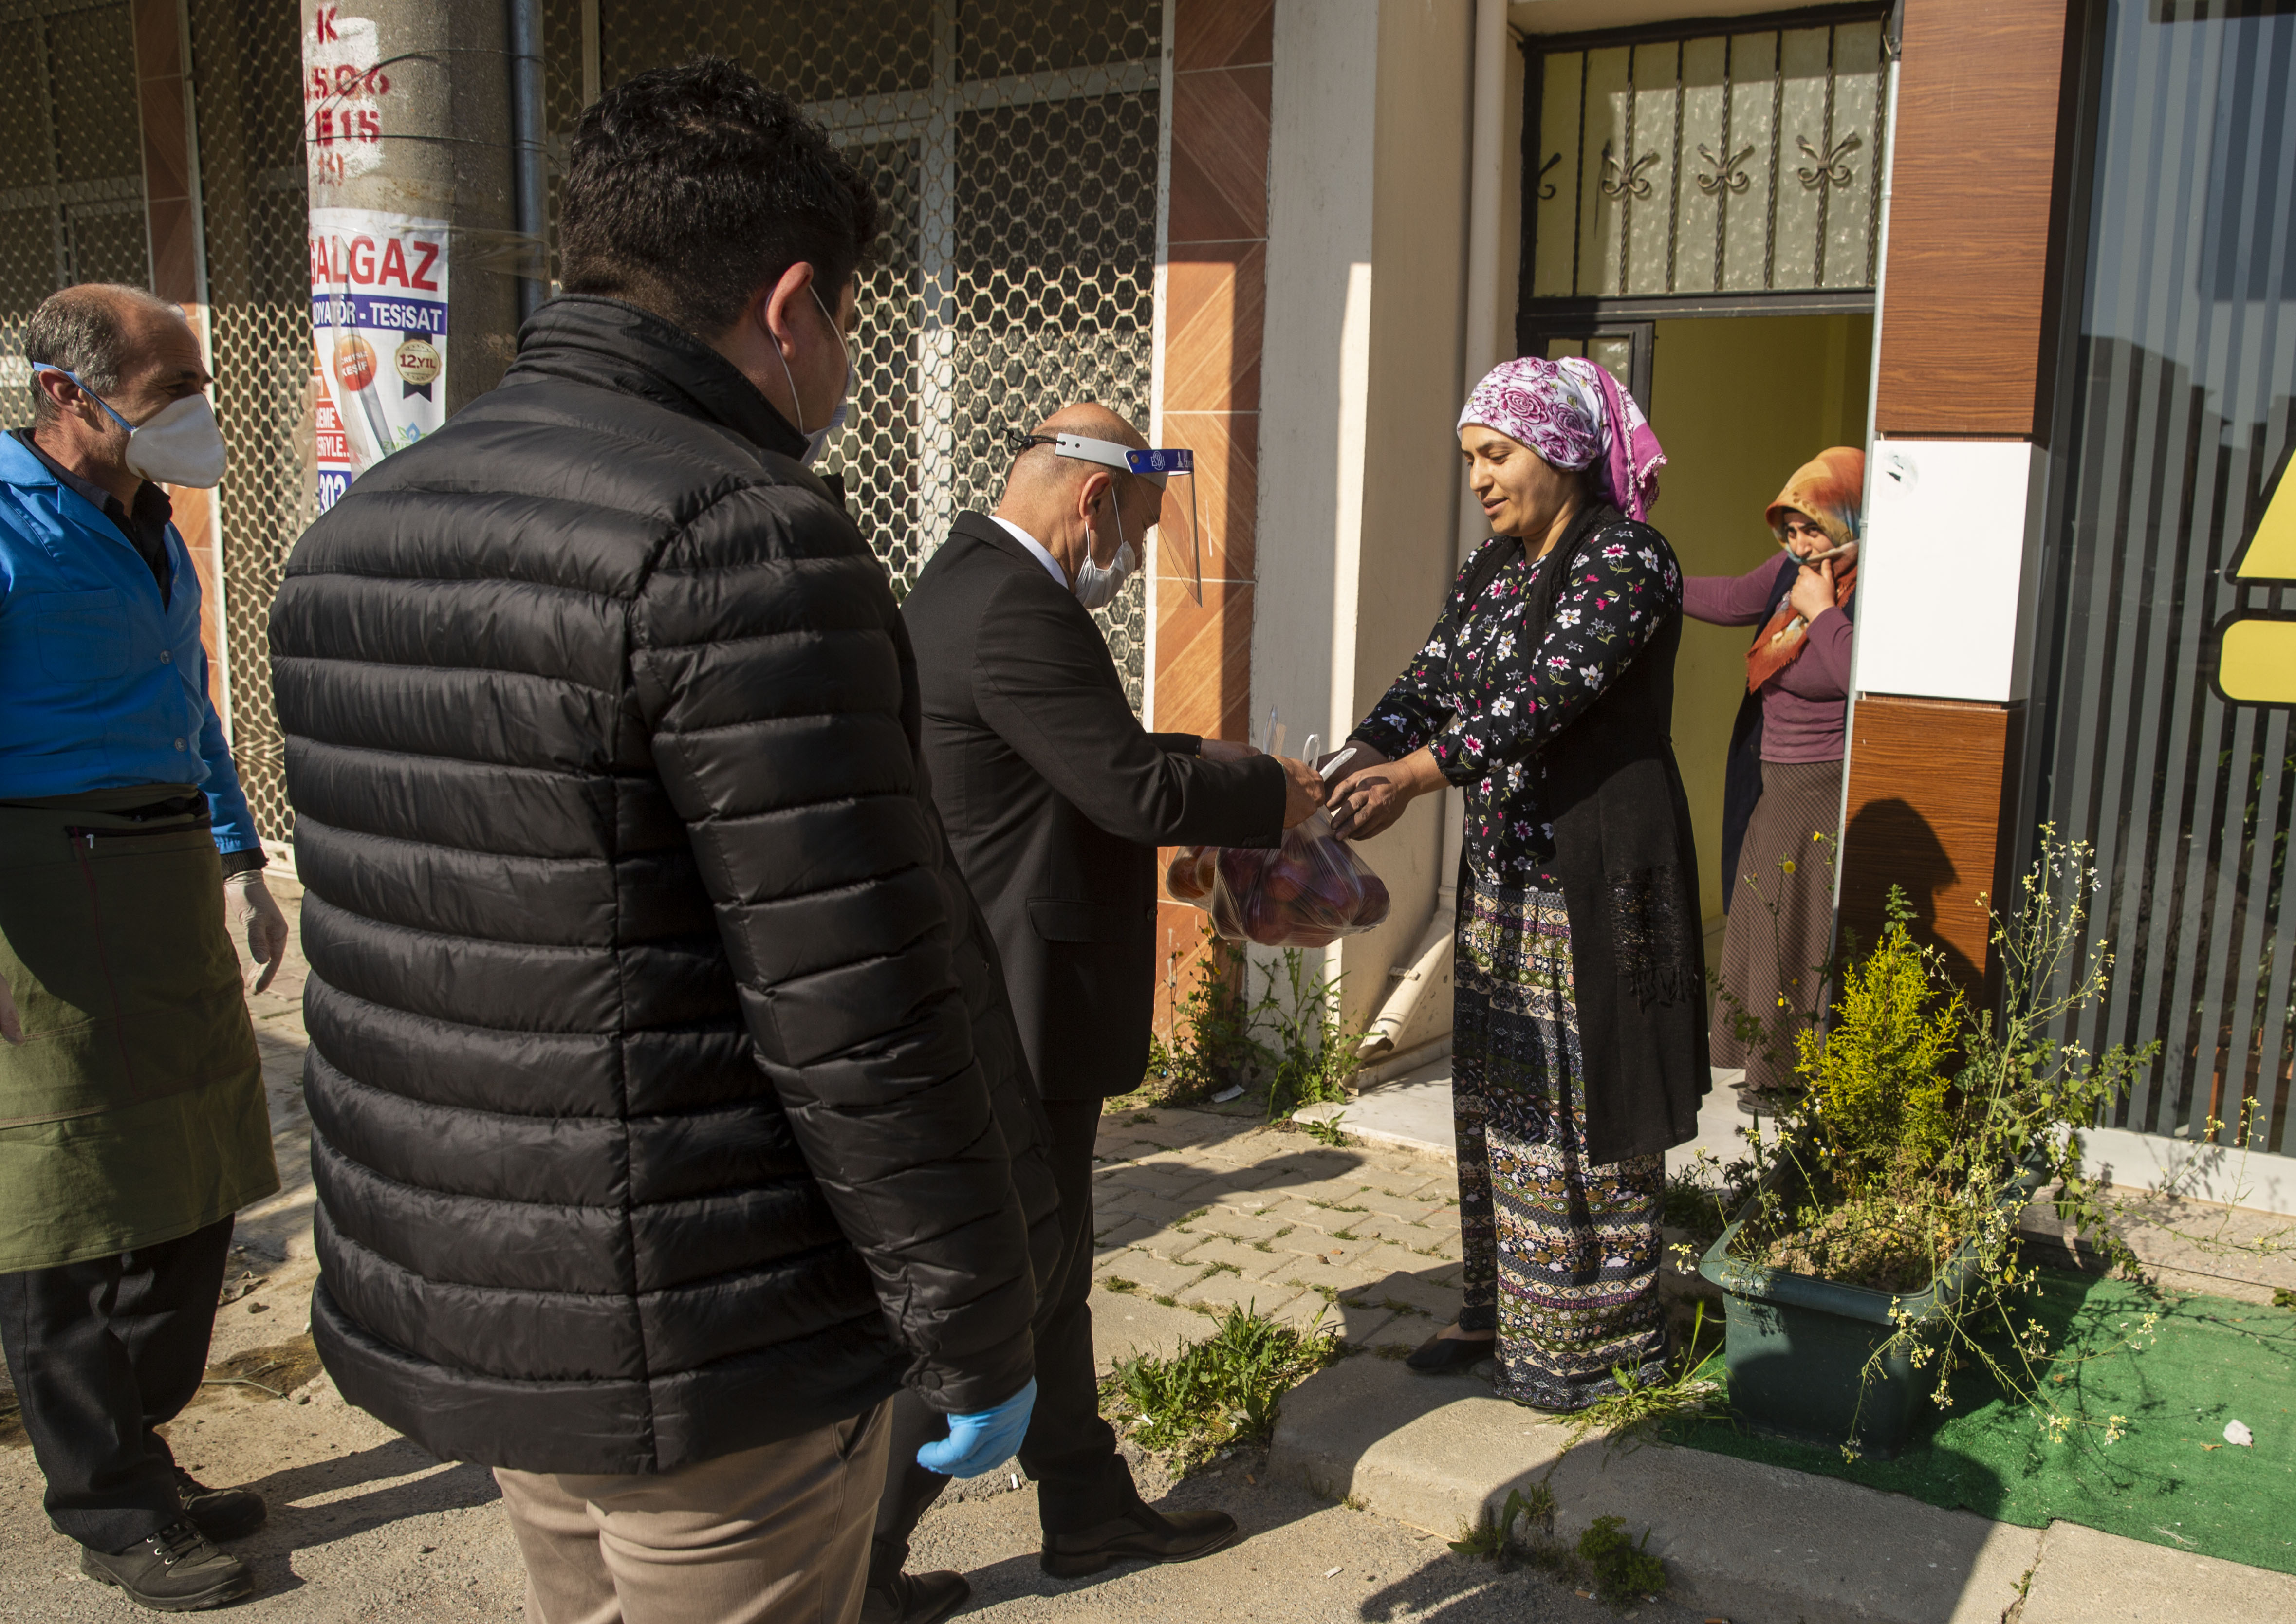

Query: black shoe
[175,1470,266,1543]
[860,1569,970,1624]
[1041,1502,1239,1578]
[79,1520,253,1612]
[1404,1332,1495,1374]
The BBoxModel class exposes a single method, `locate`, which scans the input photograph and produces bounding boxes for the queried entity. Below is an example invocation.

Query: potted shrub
[1695,833,2155,1459]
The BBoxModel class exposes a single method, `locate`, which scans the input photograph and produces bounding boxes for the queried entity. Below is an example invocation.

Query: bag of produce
[1162,737,1389,948]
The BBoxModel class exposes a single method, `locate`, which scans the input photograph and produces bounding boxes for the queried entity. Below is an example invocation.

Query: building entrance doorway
[1517,6,1892,955]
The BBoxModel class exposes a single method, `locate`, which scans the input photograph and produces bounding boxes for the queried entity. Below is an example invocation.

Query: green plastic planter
[1696,1153,2050,1460]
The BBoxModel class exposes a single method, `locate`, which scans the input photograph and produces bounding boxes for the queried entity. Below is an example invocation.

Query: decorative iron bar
[1520,5,1889,305]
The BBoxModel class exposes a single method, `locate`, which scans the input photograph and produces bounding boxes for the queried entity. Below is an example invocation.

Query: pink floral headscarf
[1457,355,1666,522]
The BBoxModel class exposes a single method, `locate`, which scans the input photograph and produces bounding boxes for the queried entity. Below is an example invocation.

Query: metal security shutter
[592,0,1164,709]
[0,0,149,429]
[2033,0,2296,1154]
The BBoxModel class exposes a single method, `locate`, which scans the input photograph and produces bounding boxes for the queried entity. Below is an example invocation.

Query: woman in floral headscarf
[1322,356,1707,1412]
[1684,448,1863,1113]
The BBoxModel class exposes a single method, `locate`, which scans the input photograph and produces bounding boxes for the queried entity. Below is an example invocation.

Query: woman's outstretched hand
[1325,745,1443,841]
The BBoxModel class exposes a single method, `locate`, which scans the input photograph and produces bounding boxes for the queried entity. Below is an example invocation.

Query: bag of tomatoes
[1163,738,1390,950]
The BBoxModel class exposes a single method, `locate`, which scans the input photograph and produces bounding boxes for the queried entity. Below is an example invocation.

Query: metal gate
[587,0,1165,708]
[0,0,150,427]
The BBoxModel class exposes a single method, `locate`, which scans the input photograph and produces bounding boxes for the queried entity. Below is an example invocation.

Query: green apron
[0,786,278,1273]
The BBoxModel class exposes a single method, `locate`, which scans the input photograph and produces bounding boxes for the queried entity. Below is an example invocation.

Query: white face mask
[32,364,228,489]
[1074,494,1137,610]
[770,285,854,467]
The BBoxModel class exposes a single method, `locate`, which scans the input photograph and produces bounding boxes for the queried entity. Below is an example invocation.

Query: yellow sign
[2217,453,2296,707]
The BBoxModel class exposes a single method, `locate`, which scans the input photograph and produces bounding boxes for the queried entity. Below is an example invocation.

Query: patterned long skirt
[1452,867,1668,1411]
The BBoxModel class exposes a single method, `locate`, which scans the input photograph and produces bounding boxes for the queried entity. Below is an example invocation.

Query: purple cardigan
[1683,559,1852,764]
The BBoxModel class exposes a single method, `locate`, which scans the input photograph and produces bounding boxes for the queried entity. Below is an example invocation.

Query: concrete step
[1266,1352,2040,1623]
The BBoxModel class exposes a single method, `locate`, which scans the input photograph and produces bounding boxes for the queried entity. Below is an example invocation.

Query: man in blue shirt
[0,284,287,1612]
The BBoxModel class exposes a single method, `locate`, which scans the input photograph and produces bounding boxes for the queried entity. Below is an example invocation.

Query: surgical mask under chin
[771,287,854,467]
[1073,500,1137,611]
[31,364,227,488]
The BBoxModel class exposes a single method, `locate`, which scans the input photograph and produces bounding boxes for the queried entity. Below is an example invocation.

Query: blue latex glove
[915,1378,1037,1479]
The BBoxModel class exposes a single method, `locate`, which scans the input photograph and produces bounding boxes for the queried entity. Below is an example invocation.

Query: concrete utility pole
[301,0,537,486]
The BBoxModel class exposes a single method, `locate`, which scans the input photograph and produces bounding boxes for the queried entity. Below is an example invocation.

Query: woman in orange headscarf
[1683,447,1862,1111]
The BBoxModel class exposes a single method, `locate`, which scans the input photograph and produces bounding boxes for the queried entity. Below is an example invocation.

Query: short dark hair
[560,58,878,336]
[22,283,181,424]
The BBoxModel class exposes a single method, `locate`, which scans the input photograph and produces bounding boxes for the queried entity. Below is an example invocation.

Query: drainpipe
[1358,0,1508,1071]
[508,0,548,324]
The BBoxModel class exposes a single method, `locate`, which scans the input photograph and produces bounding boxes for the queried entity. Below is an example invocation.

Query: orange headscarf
[1746,447,1863,693]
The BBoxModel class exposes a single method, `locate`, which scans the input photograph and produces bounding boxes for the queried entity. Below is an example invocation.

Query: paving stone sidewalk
[1085,1105,1474,1355]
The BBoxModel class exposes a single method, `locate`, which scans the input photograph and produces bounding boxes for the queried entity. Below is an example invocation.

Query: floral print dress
[1352,519,1683,884]
[1350,515,1684,1412]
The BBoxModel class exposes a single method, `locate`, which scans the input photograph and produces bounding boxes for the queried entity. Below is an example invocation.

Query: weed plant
[1098,1303,1339,1469]
[1559,1303,1724,1456]
[1259,949,1362,1121]
[1575,1516,1666,1604]
[1449,1488,1666,1606]
[1722,831,2160,1454]
[1144,927,1365,1125]
[1144,929,1268,1105]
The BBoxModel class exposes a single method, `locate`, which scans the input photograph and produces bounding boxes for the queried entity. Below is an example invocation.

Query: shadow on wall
[1837,796,1980,994]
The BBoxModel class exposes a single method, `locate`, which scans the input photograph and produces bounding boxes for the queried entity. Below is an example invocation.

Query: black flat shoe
[175,1469,266,1543]
[1041,1503,1238,1577]
[860,1568,970,1624]
[1404,1333,1494,1374]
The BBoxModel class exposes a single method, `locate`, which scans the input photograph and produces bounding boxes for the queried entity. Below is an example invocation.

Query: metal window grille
[186,0,311,848]
[1521,6,1889,306]
[593,0,1165,708]
[0,0,150,428]
[2033,0,2296,1154]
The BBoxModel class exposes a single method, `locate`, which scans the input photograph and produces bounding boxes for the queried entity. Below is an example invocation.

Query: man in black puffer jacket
[269,62,1058,1624]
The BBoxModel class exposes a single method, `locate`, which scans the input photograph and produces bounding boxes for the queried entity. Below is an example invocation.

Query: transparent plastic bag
[1161,723,1390,949]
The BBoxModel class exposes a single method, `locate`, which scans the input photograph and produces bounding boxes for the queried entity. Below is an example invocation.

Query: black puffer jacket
[270,296,1060,1476]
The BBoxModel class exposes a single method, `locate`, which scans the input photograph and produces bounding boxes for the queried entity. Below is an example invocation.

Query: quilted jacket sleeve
[629,477,1036,1416]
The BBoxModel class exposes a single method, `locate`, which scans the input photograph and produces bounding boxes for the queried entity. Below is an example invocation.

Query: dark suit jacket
[903,512,1286,1100]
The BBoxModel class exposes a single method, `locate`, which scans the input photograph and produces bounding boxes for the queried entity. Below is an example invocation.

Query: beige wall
[1257,0,1473,1031]
[1648,313,1872,926]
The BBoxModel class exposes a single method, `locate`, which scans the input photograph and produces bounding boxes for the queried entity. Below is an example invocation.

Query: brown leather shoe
[1041,1502,1239,1577]
[79,1520,254,1612]
[860,1569,970,1624]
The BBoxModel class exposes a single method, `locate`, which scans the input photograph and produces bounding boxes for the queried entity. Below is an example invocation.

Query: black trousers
[0,1216,233,1553]
[872,1099,1132,1578]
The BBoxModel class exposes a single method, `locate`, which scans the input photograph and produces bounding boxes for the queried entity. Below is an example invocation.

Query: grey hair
[22,284,184,425]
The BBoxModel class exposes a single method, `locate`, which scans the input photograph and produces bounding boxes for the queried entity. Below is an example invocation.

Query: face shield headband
[1036,432,1203,606]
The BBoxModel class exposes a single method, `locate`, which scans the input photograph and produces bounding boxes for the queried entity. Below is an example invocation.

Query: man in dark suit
[870,404,1320,1619]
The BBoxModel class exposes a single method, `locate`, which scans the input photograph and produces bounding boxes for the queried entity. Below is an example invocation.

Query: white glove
[223,872,291,995]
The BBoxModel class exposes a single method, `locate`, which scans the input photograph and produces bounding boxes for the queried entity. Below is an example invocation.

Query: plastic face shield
[1053,433,1202,603]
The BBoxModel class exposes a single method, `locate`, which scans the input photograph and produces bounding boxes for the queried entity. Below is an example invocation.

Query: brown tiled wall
[1152,0,1274,1035]
[132,0,226,708]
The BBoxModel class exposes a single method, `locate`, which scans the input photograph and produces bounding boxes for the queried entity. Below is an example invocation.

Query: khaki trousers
[493,1402,891,1624]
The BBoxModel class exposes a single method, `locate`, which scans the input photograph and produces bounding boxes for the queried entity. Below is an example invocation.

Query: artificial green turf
[1663,1269,2296,1574]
